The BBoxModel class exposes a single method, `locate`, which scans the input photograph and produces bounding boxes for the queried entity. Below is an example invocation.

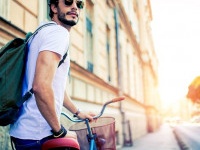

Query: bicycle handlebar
[111,97,125,103]
[61,96,125,122]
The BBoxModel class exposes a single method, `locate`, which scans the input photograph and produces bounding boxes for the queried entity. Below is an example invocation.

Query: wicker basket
[69,117,116,150]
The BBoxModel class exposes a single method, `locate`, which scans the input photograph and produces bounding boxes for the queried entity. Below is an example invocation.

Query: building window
[86,17,93,72]
[37,1,49,22]
[86,0,94,73]
[106,24,111,82]
[0,0,9,19]
[46,0,51,20]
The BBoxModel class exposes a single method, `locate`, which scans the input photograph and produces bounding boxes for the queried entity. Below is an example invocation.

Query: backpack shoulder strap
[26,22,57,43]
[58,49,68,67]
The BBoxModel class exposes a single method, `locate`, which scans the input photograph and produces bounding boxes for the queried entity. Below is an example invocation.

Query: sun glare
[151,0,200,109]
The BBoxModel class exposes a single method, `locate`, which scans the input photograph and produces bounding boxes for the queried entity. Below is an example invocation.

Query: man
[10,0,95,149]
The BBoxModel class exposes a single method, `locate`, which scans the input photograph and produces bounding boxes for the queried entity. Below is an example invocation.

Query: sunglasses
[64,0,84,9]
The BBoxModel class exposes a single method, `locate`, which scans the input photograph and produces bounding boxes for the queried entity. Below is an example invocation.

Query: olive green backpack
[0,22,68,126]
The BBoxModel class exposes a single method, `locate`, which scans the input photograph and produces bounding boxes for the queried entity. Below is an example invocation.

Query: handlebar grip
[111,96,125,103]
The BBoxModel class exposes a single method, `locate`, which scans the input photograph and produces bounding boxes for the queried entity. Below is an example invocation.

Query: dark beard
[57,11,78,26]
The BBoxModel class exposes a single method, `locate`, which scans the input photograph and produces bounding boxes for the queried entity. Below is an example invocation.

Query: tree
[187,76,200,103]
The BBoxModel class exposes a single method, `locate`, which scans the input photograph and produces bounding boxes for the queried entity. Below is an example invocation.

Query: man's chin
[58,18,78,26]
[68,21,77,26]
[67,18,79,26]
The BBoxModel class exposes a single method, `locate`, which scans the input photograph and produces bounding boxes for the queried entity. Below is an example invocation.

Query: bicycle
[42,97,125,150]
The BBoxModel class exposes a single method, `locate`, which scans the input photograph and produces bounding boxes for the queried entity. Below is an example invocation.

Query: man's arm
[63,90,78,115]
[32,50,61,133]
[63,90,94,121]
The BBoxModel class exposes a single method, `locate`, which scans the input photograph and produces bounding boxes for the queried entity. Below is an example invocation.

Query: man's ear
[51,4,58,14]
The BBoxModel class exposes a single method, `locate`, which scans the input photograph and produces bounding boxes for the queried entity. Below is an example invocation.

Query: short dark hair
[48,0,59,18]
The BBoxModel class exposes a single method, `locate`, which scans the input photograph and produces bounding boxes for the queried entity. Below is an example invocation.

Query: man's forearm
[63,91,78,114]
[34,88,61,132]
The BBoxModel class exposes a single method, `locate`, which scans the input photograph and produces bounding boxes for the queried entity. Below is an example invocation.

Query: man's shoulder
[38,21,68,36]
[38,21,58,31]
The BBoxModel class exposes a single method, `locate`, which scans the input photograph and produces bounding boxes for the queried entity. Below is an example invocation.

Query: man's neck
[51,19,71,31]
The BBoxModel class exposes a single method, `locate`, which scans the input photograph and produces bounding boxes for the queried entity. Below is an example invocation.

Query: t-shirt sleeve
[38,25,69,58]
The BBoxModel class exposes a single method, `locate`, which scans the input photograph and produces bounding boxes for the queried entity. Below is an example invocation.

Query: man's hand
[76,111,96,122]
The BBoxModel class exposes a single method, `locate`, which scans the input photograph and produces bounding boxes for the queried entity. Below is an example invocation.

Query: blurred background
[1,0,200,149]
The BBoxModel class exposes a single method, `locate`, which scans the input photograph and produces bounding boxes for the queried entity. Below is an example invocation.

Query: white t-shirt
[10,22,70,140]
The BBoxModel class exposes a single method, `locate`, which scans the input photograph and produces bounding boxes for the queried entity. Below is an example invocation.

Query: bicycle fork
[85,119,98,150]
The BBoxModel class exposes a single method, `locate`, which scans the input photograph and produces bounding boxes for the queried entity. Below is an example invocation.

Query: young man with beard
[10,0,95,149]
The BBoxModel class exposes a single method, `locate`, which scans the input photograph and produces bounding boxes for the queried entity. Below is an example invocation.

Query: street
[120,123,200,150]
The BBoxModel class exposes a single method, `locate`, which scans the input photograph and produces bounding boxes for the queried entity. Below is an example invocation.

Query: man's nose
[71,0,78,9]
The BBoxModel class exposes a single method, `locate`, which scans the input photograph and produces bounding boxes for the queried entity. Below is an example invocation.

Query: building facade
[0,0,160,149]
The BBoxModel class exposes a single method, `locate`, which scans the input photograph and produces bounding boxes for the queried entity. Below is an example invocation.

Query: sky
[150,0,200,107]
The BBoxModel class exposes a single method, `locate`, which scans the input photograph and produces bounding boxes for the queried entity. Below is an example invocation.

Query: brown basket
[69,117,116,150]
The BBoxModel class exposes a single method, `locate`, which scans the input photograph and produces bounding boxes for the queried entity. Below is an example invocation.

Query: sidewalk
[120,124,180,150]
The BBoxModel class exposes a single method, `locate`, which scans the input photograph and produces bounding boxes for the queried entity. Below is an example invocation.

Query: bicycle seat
[42,137,80,150]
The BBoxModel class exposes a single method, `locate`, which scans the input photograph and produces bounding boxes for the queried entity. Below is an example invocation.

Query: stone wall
[0,126,12,150]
